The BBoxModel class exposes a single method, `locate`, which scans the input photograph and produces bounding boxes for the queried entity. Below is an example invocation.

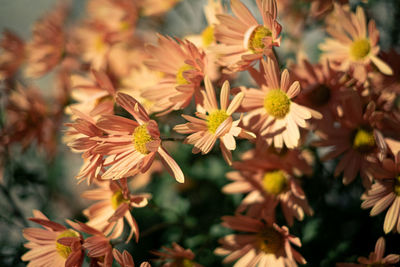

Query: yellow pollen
[257,227,283,254]
[55,229,79,259]
[201,25,215,48]
[207,110,229,133]
[350,39,371,60]
[352,128,375,153]
[176,64,195,85]
[132,124,153,154]
[111,190,129,210]
[262,170,288,195]
[394,176,400,196]
[264,89,291,119]
[177,259,195,267]
[307,84,331,107]
[248,26,272,53]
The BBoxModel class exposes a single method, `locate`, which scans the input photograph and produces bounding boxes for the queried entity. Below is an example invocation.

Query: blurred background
[0,0,399,266]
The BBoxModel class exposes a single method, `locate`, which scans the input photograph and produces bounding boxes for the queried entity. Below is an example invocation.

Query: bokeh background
[0,0,400,266]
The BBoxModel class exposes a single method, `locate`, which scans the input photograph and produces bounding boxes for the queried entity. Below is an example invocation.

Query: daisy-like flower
[314,95,386,187]
[113,249,151,267]
[143,35,206,115]
[0,30,24,80]
[336,237,399,267]
[82,179,150,242]
[152,242,203,267]
[21,210,83,267]
[224,152,313,225]
[361,158,400,233]
[319,4,392,83]
[213,0,281,72]
[173,76,253,165]
[25,3,69,78]
[215,215,306,267]
[241,57,321,149]
[94,92,184,182]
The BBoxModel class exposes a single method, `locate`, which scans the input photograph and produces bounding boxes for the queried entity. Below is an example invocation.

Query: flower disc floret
[202,26,214,47]
[352,128,375,153]
[133,124,153,154]
[394,176,400,196]
[248,26,272,53]
[55,229,79,259]
[262,170,288,195]
[176,64,195,85]
[207,110,229,133]
[264,89,291,119]
[111,190,129,210]
[257,227,284,254]
[350,39,371,61]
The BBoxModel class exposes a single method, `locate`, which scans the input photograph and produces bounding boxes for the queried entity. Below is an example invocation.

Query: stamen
[207,110,229,133]
[132,124,153,154]
[264,89,291,119]
[247,25,272,53]
[350,39,371,61]
[262,170,288,195]
[352,128,375,153]
[201,25,214,48]
[111,190,129,210]
[176,64,195,85]
[55,229,79,259]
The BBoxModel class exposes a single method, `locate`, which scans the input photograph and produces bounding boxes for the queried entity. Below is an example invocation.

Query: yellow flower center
[176,64,195,85]
[257,227,283,254]
[177,259,195,267]
[394,176,400,196]
[95,95,113,106]
[264,89,291,119]
[201,25,214,48]
[262,170,288,195]
[207,110,229,133]
[111,190,129,210]
[352,128,375,153]
[95,35,106,53]
[55,229,79,259]
[248,26,272,53]
[132,124,153,154]
[307,84,331,107]
[350,39,371,61]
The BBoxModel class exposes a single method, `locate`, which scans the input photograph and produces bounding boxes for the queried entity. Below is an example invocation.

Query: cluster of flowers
[0,0,400,266]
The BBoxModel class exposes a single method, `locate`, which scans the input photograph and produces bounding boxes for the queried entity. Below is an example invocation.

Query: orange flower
[215,215,306,267]
[337,237,399,267]
[319,4,392,83]
[213,0,281,72]
[174,76,253,165]
[143,35,206,115]
[94,92,184,182]
[241,58,321,149]
[82,179,150,243]
[152,242,203,267]
[21,210,83,267]
[0,30,24,80]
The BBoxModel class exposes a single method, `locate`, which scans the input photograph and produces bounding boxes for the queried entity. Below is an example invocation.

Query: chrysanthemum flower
[94,92,184,182]
[336,237,399,267]
[174,76,253,165]
[241,58,321,149]
[143,35,206,115]
[0,30,25,80]
[361,158,400,233]
[314,95,386,187]
[224,153,313,225]
[215,215,306,266]
[25,3,68,78]
[152,242,203,267]
[319,4,392,83]
[21,210,83,267]
[82,179,150,242]
[213,0,281,72]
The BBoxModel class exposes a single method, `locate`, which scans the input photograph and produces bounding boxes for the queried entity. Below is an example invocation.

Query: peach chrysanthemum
[215,215,306,267]
[336,237,399,267]
[21,210,83,267]
[361,158,400,233]
[143,35,206,115]
[213,0,281,72]
[319,4,392,83]
[152,242,203,267]
[241,58,321,149]
[0,30,25,80]
[174,76,253,165]
[224,153,313,225]
[94,92,184,182]
[82,179,150,243]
